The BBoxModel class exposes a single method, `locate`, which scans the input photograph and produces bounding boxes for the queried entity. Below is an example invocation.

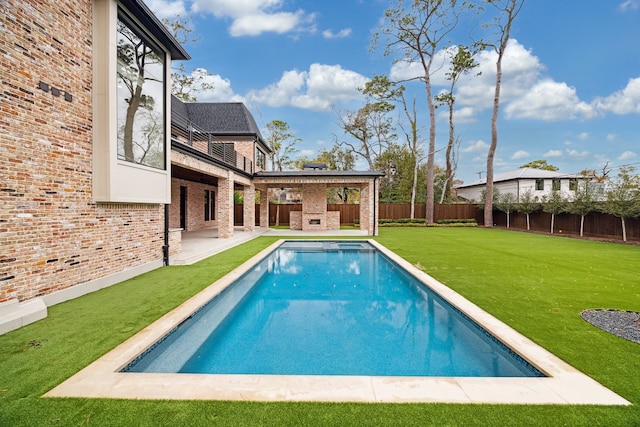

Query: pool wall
[44,239,631,405]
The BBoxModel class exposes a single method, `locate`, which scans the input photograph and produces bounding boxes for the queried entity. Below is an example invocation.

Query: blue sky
[148,0,640,184]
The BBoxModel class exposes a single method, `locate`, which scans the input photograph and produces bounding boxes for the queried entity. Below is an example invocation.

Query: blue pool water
[124,241,543,377]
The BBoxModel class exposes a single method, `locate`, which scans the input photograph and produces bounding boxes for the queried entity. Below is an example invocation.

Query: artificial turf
[0,228,638,426]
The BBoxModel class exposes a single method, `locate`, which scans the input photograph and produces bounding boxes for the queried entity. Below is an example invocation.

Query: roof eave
[120,0,190,61]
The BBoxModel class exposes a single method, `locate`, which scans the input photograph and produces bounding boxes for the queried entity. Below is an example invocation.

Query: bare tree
[362,75,424,217]
[435,45,480,202]
[375,0,467,223]
[482,0,525,227]
[336,101,396,170]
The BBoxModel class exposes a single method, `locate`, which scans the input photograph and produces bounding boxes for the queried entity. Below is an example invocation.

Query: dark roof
[171,96,270,152]
[120,0,190,60]
[184,103,260,135]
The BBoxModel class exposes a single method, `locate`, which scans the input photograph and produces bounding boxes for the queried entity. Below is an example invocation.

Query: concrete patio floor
[170,227,369,265]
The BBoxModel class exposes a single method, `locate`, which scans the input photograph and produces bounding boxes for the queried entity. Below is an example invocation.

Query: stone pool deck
[45,240,631,405]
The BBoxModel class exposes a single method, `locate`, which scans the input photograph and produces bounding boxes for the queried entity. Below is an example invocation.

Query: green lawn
[1,228,638,426]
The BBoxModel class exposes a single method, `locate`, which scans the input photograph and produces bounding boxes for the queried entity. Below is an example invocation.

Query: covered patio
[253,170,384,236]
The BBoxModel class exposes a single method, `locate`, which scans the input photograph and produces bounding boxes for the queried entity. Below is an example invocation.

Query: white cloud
[462,140,489,153]
[504,80,596,120]
[456,40,544,111]
[619,0,640,11]
[544,150,563,158]
[191,0,315,36]
[389,40,604,122]
[578,132,590,140]
[593,76,640,115]
[511,150,529,160]
[618,150,637,161]
[322,28,352,39]
[566,149,590,159]
[247,63,368,111]
[298,149,316,158]
[189,69,245,102]
[607,134,617,141]
[145,0,187,19]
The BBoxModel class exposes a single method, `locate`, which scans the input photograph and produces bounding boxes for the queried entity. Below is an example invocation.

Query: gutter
[374,176,378,236]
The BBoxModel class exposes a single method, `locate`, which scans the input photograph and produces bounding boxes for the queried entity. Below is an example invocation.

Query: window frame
[116,9,167,170]
[204,189,215,221]
[92,0,173,204]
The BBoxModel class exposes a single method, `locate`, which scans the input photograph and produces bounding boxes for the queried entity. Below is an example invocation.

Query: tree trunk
[621,217,627,242]
[580,215,585,237]
[425,82,436,224]
[484,53,502,227]
[123,77,144,162]
[444,101,455,202]
[526,213,530,230]
[550,213,555,234]
[410,158,418,219]
[506,211,510,228]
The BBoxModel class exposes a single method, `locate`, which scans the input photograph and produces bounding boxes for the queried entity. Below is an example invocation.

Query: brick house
[169,96,270,242]
[0,0,382,334]
[0,0,189,333]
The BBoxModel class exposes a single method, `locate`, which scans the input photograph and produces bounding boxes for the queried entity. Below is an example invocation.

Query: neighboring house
[0,0,383,334]
[455,168,592,202]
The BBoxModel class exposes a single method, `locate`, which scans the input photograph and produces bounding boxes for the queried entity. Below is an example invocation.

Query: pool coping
[44,239,631,405]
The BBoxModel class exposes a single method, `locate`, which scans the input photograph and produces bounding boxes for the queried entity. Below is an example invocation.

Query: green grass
[1,228,639,426]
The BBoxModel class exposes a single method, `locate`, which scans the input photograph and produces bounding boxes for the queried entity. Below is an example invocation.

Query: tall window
[116,12,165,169]
[256,148,266,170]
[535,179,544,191]
[552,179,561,191]
[204,190,215,221]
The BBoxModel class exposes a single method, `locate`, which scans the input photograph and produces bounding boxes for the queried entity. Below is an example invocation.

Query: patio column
[360,179,377,236]
[217,171,234,238]
[243,183,255,232]
[257,185,269,228]
[360,183,370,234]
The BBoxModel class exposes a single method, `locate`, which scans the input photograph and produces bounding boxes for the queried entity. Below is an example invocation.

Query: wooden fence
[234,203,639,242]
[492,210,640,242]
[234,203,481,227]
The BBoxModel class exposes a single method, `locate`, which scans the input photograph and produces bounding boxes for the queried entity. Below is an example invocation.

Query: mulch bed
[581,309,640,344]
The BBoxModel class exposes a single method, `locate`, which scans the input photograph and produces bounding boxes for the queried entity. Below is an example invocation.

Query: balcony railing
[171,111,254,175]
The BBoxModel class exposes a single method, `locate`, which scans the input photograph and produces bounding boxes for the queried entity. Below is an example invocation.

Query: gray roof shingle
[171,95,269,151]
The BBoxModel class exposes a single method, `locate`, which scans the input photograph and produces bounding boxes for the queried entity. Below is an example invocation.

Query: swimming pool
[123,240,541,377]
[45,239,630,404]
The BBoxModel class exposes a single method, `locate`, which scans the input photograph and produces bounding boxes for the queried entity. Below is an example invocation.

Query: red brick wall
[0,1,165,303]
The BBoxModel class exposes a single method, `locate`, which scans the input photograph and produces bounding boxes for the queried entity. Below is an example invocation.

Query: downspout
[373,177,378,237]
[163,204,169,266]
